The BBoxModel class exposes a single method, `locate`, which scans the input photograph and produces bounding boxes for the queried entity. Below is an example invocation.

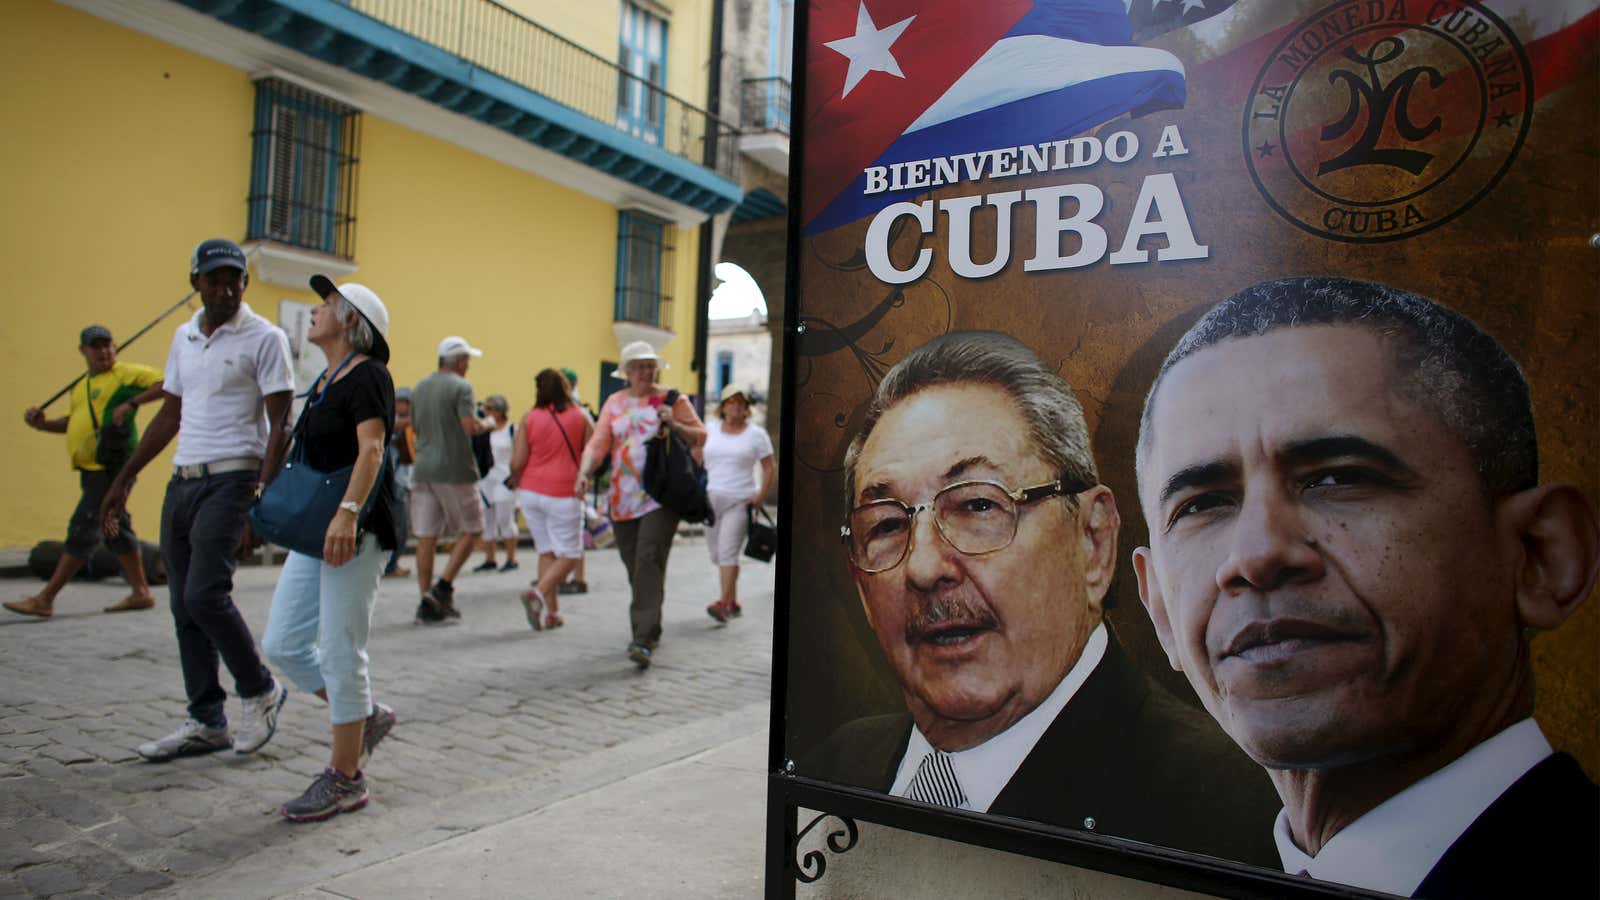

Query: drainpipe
[694,0,727,410]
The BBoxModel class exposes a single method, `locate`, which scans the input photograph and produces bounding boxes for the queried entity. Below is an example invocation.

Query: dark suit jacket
[802,631,1282,867]
[1414,751,1598,899]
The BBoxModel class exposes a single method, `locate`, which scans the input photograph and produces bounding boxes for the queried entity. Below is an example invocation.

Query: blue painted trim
[731,187,787,224]
[188,0,739,214]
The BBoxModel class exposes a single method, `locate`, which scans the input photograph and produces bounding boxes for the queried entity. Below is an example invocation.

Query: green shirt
[411,369,478,483]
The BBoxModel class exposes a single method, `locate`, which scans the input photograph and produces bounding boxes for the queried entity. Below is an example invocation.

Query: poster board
[767,1,1598,896]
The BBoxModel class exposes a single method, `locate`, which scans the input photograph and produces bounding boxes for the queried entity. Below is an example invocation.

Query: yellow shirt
[65,361,163,470]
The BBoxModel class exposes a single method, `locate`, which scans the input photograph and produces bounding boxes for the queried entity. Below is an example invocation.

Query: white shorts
[517,489,584,559]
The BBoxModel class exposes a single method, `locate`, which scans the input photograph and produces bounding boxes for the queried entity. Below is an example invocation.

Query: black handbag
[743,505,777,563]
[641,390,715,525]
[247,353,385,559]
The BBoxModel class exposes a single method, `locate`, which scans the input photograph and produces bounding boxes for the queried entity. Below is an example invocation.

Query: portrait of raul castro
[803,330,1280,866]
[1132,276,1600,898]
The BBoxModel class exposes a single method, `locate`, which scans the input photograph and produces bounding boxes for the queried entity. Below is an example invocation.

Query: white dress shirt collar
[891,623,1109,813]
[1274,718,1552,896]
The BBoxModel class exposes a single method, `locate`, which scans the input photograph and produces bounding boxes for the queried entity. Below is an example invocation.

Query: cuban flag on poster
[803,0,1236,235]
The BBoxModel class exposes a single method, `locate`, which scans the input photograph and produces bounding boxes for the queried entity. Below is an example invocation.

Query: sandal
[521,589,544,631]
[3,598,52,619]
[544,613,564,629]
[104,594,156,613]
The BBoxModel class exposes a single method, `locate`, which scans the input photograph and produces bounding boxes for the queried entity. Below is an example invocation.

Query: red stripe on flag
[802,0,1032,222]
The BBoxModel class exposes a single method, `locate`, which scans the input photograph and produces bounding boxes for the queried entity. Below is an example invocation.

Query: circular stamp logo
[1243,0,1532,243]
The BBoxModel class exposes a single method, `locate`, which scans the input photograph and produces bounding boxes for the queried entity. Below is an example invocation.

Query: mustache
[903,593,999,643]
[1208,596,1368,657]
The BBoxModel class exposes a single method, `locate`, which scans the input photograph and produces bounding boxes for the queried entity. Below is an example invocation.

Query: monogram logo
[1244,0,1531,243]
[1317,36,1441,177]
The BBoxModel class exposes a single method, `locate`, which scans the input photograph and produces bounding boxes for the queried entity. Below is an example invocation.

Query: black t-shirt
[297,358,399,551]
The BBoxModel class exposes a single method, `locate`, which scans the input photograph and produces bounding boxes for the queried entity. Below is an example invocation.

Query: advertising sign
[771,1,1598,895]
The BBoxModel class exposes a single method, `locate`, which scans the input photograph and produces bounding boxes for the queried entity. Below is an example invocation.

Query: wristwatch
[337,500,361,515]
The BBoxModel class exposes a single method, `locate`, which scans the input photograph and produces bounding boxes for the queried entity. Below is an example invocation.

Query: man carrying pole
[6,325,165,619]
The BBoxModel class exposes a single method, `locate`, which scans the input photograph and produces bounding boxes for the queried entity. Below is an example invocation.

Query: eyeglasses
[841,478,1086,574]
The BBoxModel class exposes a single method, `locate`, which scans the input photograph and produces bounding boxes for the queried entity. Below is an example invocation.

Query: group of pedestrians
[10,237,776,826]
[12,240,398,822]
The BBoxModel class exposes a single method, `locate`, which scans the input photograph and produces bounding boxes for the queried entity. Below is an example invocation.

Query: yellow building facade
[1,0,738,547]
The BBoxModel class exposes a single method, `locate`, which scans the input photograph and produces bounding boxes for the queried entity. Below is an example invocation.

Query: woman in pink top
[508,369,591,631]
[575,341,705,669]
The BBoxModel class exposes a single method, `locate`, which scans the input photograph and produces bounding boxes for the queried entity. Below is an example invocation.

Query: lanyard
[298,351,359,409]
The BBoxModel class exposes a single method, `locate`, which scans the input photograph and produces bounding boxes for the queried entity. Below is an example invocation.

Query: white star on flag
[1182,0,1207,12]
[824,1,916,98]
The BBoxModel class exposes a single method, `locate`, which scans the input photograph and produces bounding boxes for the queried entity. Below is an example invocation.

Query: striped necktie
[905,749,967,808]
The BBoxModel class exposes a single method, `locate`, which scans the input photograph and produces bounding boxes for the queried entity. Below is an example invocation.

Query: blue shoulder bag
[247,353,387,559]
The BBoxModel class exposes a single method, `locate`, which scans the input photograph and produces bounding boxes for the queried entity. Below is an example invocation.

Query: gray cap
[396,386,413,402]
[80,325,113,346]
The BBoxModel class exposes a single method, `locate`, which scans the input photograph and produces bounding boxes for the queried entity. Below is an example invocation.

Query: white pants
[706,491,751,567]
[481,492,517,541]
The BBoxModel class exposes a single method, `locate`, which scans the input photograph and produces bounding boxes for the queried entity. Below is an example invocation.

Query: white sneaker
[235,679,288,755]
[138,719,232,762]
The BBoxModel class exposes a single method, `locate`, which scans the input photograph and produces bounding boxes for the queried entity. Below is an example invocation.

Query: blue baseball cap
[191,239,247,275]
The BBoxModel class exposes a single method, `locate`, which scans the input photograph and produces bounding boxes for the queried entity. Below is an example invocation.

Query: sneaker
[428,580,462,619]
[706,601,732,624]
[472,560,498,573]
[360,702,397,767]
[234,680,288,755]
[627,642,652,669]
[498,560,519,572]
[557,580,588,596]
[137,719,232,762]
[730,602,743,618]
[521,589,545,632]
[414,600,448,626]
[280,767,369,823]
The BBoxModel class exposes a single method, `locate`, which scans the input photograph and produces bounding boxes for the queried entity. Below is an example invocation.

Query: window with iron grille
[247,79,361,259]
[615,211,675,326]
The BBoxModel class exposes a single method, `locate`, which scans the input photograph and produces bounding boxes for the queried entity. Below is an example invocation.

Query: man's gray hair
[1136,276,1537,500]
[334,295,375,355]
[843,331,1099,505]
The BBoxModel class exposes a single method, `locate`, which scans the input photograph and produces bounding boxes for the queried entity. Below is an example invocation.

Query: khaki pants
[611,506,680,647]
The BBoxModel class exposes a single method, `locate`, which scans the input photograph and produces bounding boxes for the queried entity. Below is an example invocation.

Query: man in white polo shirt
[103,239,296,762]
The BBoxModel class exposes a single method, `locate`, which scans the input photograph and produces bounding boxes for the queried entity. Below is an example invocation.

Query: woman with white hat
[260,275,399,822]
[699,385,774,623]
[574,340,706,669]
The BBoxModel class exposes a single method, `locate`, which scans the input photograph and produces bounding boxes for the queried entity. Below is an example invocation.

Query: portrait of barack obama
[803,330,1280,866]
[1133,277,1600,898]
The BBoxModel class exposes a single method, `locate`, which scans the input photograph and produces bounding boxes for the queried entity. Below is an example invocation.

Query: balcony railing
[741,76,791,135]
[348,0,741,179]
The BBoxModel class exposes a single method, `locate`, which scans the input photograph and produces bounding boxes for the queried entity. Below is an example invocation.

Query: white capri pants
[706,491,751,567]
[481,491,517,541]
[517,489,584,559]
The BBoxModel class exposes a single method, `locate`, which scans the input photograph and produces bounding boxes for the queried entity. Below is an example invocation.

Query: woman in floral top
[575,341,706,669]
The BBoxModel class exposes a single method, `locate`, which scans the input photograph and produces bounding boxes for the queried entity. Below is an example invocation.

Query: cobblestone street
[0,539,773,899]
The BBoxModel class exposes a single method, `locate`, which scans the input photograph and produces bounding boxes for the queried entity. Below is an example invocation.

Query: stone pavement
[0,538,773,899]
